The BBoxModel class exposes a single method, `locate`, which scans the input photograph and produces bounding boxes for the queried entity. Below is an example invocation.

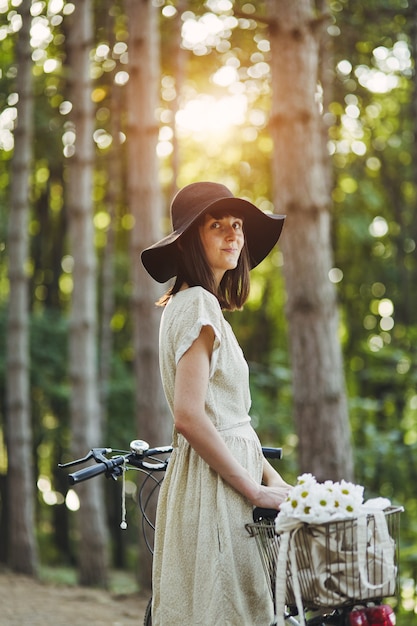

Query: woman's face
[198,212,244,286]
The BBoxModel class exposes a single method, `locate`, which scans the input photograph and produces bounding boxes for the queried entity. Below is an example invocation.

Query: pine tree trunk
[6,0,38,575]
[66,0,109,586]
[407,0,417,322]
[125,0,171,589]
[267,0,354,481]
[98,16,121,421]
[170,0,187,200]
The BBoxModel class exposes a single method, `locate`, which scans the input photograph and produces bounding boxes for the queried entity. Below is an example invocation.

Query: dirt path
[0,571,149,626]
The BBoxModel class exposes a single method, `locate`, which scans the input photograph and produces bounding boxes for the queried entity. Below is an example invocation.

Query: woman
[141,182,291,626]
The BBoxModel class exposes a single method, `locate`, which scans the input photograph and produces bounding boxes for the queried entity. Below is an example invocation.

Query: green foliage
[329,3,417,614]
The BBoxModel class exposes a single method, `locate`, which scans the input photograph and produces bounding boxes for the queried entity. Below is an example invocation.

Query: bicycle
[60,440,282,624]
[60,441,402,626]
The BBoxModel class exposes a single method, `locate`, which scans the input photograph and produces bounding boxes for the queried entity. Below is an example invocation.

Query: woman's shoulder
[163,287,224,366]
[165,287,222,329]
[171,286,220,310]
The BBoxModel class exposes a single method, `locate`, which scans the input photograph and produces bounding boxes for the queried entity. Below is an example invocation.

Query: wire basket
[246,506,402,610]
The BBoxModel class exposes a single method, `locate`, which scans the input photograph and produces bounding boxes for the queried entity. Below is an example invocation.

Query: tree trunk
[98,59,121,422]
[5,0,38,575]
[66,0,109,586]
[267,0,353,481]
[407,0,417,323]
[125,0,171,589]
[170,0,187,200]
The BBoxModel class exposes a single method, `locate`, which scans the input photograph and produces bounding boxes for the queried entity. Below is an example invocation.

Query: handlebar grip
[262,447,282,460]
[68,462,108,485]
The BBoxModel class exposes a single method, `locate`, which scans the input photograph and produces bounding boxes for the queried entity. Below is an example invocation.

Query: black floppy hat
[141,182,285,283]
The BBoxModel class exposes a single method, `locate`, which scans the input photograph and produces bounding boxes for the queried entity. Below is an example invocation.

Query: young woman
[141,182,291,626]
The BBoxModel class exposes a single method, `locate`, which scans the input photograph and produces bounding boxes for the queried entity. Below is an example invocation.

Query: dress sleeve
[174,289,222,378]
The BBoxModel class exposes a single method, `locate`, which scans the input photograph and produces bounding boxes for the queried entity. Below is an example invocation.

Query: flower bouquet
[278,473,366,526]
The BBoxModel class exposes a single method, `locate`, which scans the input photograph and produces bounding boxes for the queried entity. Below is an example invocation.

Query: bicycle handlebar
[60,441,282,485]
[262,447,282,460]
[68,462,110,485]
[59,441,173,485]
[68,456,125,485]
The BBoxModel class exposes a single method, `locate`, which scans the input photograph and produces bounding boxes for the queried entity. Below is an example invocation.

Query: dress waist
[216,417,251,432]
[172,417,252,447]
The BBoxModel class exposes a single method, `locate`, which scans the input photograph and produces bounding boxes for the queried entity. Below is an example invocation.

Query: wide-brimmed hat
[141,182,285,283]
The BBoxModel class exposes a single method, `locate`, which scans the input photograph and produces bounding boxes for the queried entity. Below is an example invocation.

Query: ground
[0,570,149,626]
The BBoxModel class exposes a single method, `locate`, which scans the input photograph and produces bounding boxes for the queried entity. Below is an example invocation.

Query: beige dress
[152,286,274,626]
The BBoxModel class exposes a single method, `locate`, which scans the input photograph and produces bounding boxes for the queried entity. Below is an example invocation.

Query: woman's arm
[262,458,292,489]
[173,325,289,509]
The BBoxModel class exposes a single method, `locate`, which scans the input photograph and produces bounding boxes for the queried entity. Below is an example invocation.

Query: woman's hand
[251,484,291,510]
[258,458,292,508]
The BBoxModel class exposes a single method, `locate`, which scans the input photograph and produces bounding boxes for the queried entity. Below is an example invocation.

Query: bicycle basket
[246,505,402,610]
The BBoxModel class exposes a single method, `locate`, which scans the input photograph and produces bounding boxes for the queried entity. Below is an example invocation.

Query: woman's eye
[208,219,242,230]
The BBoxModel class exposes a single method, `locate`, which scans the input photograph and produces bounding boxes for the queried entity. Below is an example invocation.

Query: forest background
[0,0,416,623]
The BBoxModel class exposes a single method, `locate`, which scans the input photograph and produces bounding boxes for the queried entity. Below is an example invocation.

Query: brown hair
[156,210,250,310]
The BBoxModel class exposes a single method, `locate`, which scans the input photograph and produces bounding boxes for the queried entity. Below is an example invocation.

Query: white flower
[336,481,363,514]
[297,473,316,486]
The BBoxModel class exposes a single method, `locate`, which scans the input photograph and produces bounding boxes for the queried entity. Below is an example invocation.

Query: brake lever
[58,447,112,469]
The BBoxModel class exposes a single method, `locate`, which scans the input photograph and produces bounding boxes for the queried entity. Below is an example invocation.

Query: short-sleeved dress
[152,286,274,626]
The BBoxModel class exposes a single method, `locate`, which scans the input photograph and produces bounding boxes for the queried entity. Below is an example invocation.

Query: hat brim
[141,197,285,283]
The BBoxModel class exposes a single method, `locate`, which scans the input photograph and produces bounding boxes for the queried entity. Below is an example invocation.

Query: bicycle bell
[130,439,150,454]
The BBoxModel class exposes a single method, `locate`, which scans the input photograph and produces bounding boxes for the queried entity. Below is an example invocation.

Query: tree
[66,0,109,586]
[125,0,171,588]
[267,0,354,481]
[5,0,38,575]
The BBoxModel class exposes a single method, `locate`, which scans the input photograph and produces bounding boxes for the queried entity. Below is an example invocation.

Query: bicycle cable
[120,459,128,530]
